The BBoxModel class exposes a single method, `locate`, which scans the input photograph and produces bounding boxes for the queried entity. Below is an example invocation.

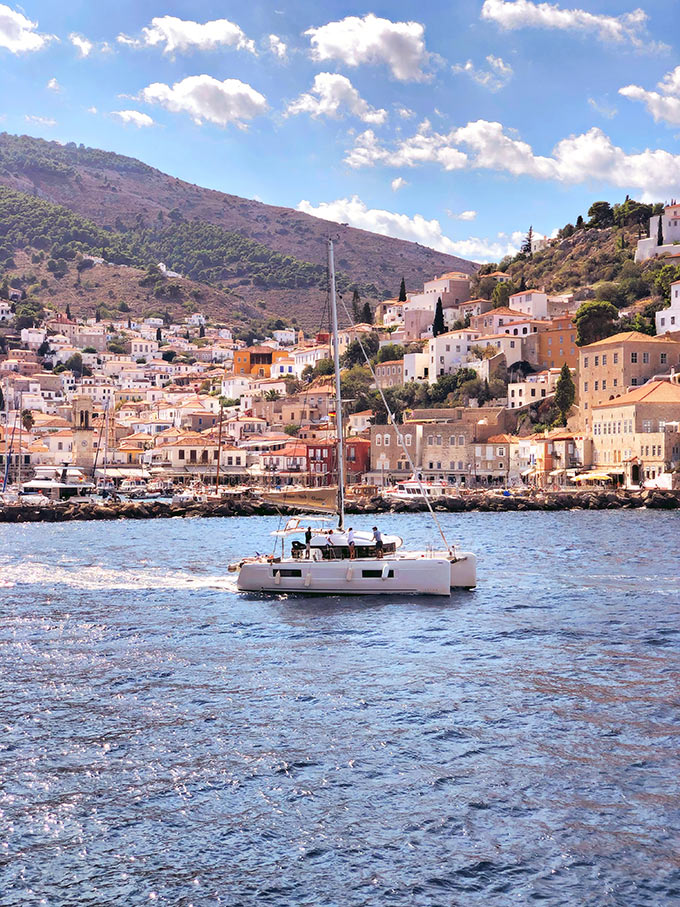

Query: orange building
[534,315,579,370]
[233,346,289,378]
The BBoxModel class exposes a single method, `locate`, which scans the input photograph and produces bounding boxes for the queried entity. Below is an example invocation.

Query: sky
[0,0,679,263]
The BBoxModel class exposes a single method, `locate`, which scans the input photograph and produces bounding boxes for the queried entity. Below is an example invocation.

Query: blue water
[1,511,679,906]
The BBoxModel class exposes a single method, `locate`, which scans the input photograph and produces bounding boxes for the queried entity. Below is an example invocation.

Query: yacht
[21,466,96,502]
[231,239,476,596]
[384,477,451,502]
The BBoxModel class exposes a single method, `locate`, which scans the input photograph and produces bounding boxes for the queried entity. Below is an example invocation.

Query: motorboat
[383,477,451,501]
[232,239,476,596]
[21,466,96,502]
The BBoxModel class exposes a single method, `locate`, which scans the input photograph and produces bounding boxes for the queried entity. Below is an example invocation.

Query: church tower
[72,395,96,470]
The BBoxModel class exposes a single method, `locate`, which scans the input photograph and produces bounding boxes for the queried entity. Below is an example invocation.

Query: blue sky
[1,0,679,262]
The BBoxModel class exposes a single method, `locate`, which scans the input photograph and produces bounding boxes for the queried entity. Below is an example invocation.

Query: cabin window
[274,569,302,578]
[362,569,394,578]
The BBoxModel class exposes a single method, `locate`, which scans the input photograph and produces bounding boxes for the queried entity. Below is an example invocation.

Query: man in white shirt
[347,527,356,559]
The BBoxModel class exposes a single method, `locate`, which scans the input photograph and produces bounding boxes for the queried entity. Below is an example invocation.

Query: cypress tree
[518,274,526,292]
[398,277,407,302]
[657,214,664,246]
[554,363,576,425]
[351,289,361,322]
[361,301,373,325]
[432,297,445,337]
[65,303,72,320]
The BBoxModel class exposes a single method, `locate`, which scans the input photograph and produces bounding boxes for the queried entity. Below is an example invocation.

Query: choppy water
[1,511,679,906]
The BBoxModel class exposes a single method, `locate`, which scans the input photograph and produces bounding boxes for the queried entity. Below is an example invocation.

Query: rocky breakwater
[1,489,679,523]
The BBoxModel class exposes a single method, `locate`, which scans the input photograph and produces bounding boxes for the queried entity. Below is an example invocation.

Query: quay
[1,489,679,523]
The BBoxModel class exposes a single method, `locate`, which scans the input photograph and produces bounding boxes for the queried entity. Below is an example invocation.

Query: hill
[0,132,476,328]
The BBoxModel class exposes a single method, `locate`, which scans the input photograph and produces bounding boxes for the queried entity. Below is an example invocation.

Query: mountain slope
[0,133,476,326]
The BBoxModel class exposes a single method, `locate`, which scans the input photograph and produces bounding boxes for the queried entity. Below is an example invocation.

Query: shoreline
[1,489,679,523]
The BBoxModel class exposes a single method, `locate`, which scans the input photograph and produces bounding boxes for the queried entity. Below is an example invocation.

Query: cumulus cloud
[46,77,60,92]
[297,195,520,262]
[140,75,267,128]
[481,0,666,51]
[268,34,287,59]
[87,106,98,115]
[305,13,430,81]
[69,32,93,57]
[619,65,680,126]
[25,115,56,126]
[448,209,477,221]
[451,55,513,91]
[391,177,408,191]
[0,4,55,53]
[287,73,387,124]
[112,109,155,128]
[119,15,256,55]
[396,106,415,119]
[345,117,680,197]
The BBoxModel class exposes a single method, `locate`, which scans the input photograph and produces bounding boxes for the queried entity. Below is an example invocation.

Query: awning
[606,470,625,476]
[521,467,535,477]
[572,471,613,482]
[549,468,565,476]
[95,467,151,479]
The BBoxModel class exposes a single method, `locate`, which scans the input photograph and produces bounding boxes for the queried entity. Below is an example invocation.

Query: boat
[384,477,451,501]
[231,239,476,595]
[21,466,96,502]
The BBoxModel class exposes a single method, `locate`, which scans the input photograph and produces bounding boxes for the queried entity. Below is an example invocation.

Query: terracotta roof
[583,331,680,348]
[594,379,680,408]
[473,307,526,317]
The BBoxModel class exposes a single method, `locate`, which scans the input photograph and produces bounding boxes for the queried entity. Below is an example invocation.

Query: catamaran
[232,239,476,596]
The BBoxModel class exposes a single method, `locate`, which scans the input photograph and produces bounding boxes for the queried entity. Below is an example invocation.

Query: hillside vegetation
[0,132,476,325]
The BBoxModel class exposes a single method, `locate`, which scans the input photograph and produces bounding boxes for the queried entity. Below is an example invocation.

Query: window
[631,352,638,363]
[384,434,390,446]
[594,380,599,390]
[376,435,382,446]
[459,435,465,446]
[661,353,667,364]
[602,380,607,390]
[178,449,185,460]
[584,356,589,367]
[362,569,394,578]
[405,435,412,446]
[274,568,302,578]
[602,355,607,366]
[643,352,650,364]
[594,355,599,366]
[584,382,589,392]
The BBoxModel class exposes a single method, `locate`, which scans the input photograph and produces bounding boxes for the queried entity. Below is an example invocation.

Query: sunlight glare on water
[1,511,679,906]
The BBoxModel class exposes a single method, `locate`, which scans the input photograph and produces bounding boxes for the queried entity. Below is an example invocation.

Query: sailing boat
[233,239,476,595]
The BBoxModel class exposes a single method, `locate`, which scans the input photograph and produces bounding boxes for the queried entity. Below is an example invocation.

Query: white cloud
[619,65,680,126]
[24,115,56,127]
[397,106,415,119]
[69,32,93,57]
[588,97,617,119]
[305,13,430,81]
[451,54,513,91]
[481,0,666,51]
[268,34,287,59]
[119,15,255,55]
[0,4,55,53]
[391,177,408,191]
[345,117,680,197]
[287,73,387,124]
[112,109,155,128]
[448,209,477,221]
[297,195,520,262]
[87,106,98,114]
[46,77,60,92]
[140,75,267,128]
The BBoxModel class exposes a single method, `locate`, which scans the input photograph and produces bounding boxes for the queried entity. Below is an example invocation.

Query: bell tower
[72,395,95,469]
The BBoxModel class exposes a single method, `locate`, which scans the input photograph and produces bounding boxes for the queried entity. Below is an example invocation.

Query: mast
[328,238,346,529]
[215,402,224,490]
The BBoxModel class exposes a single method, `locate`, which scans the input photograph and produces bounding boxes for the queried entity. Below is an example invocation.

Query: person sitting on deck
[372,526,383,558]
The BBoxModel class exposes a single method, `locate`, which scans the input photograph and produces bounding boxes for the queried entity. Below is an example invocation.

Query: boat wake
[0,562,237,593]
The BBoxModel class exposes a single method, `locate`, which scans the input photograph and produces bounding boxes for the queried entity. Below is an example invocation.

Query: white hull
[236,551,476,596]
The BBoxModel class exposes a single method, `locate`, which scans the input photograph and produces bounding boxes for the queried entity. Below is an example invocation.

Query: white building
[427,330,481,384]
[507,368,564,409]
[635,203,680,263]
[656,279,680,335]
[507,290,549,320]
[292,345,330,377]
[403,351,429,383]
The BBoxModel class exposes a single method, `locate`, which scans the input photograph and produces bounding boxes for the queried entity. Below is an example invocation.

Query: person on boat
[347,527,356,559]
[305,526,312,559]
[372,526,383,558]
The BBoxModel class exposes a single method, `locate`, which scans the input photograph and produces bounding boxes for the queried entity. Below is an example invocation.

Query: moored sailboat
[232,239,476,595]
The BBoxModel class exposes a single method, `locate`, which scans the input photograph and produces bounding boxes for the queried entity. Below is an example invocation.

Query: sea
[1,511,679,906]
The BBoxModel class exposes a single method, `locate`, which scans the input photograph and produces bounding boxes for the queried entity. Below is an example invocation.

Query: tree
[576,215,585,230]
[554,363,576,425]
[521,226,534,258]
[574,300,619,346]
[361,301,373,324]
[284,423,300,436]
[0,386,3,410]
[491,281,513,308]
[432,297,445,336]
[199,324,205,338]
[95,308,101,322]
[351,289,361,322]
[13,300,45,331]
[37,340,50,357]
[587,201,614,229]
[398,277,407,302]
[477,276,497,299]
[518,274,526,292]
[65,304,71,320]
[376,343,406,363]
[156,327,162,341]
[21,409,34,432]
[657,214,664,246]
[341,333,379,368]
[161,350,176,362]
[653,264,680,302]
[264,390,280,401]
[64,353,84,376]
